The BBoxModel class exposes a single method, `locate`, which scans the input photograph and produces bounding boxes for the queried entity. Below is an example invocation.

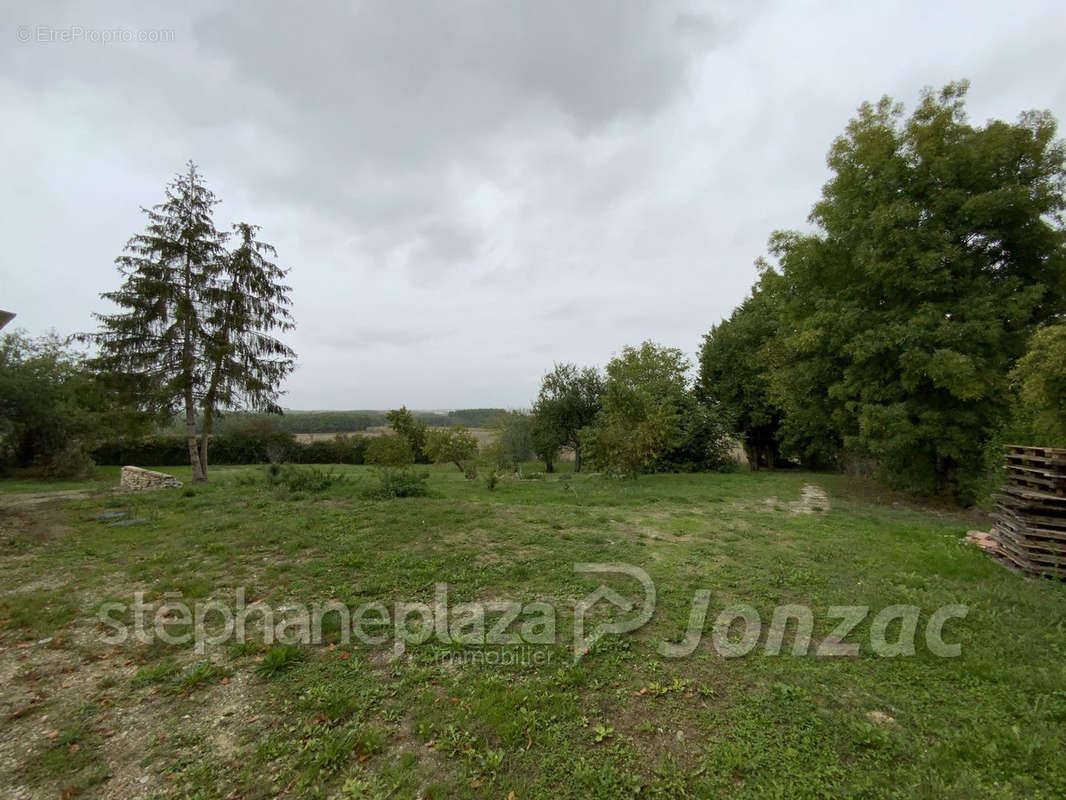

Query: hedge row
[93,432,369,466]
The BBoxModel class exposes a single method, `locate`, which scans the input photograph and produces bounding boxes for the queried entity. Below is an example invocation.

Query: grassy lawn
[1,464,1064,798]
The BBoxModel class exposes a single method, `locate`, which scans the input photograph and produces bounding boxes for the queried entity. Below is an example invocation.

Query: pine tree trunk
[197,409,211,481]
[198,273,239,483]
[182,250,206,483]
[185,391,205,482]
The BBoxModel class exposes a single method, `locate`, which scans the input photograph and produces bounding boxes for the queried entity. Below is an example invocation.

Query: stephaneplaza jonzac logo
[97,563,969,662]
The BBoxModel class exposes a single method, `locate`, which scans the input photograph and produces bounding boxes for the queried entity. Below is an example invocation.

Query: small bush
[364,434,415,467]
[365,467,430,499]
[48,442,96,480]
[266,461,284,487]
[265,464,345,492]
[283,465,344,492]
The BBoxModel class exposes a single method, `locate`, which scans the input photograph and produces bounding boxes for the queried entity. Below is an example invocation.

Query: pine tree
[198,223,296,478]
[93,164,296,481]
[93,161,226,481]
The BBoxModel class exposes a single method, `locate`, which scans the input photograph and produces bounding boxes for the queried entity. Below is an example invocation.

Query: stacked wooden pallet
[991,445,1066,578]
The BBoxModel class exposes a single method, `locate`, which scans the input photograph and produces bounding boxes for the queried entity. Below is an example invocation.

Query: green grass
[1,463,1065,797]
[256,643,306,677]
[0,465,123,495]
[131,659,182,688]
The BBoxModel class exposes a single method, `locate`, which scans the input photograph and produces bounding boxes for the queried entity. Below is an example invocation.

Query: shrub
[215,420,296,463]
[293,434,367,465]
[94,431,368,466]
[364,434,415,467]
[658,396,738,472]
[365,468,430,499]
[0,331,145,475]
[93,435,190,466]
[267,465,345,492]
[488,411,534,468]
[47,442,96,480]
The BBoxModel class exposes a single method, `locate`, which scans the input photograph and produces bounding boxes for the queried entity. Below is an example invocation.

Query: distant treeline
[163,408,508,435]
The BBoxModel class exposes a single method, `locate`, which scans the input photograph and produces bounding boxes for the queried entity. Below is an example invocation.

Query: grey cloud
[2,1,1065,409]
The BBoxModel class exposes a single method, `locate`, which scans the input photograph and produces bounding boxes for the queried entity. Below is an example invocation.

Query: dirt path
[0,491,95,512]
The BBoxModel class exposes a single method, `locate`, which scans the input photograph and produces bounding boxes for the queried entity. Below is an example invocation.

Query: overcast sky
[3,1,1065,410]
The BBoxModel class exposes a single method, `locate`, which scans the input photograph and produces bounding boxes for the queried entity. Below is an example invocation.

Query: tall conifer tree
[93,163,296,481]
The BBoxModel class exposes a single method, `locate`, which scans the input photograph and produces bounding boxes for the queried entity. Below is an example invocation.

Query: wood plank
[1007,444,1066,457]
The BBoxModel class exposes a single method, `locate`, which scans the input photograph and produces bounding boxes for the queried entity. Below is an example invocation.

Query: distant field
[293,427,499,446]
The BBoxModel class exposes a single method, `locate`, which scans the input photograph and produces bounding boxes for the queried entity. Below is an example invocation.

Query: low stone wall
[120,466,183,491]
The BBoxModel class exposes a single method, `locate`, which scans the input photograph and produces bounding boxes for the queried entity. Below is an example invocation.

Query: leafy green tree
[386,406,429,463]
[364,434,415,467]
[531,363,604,472]
[698,278,784,469]
[661,393,737,472]
[424,426,479,471]
[767,83,1066,499]
[587,342,686,475]
[487,411,534,469]
[1009,322,1066,444]
[530,413,564,473]
[91,163,296,481]
[0,332,146,477]
[587,341,735,475]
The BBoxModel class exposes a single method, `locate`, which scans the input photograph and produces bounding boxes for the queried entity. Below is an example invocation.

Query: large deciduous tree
[92,162,296,481]
[766,82,1066,499]
[531,363,604,472]
[697,276,785,469]
[0,332,148,477]
[1008,322,1066,445]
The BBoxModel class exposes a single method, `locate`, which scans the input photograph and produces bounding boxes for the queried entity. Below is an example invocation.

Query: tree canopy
[587,341,733,475]
[531,363,604,472]
[699,82,1066,500]
[424,426,479,471]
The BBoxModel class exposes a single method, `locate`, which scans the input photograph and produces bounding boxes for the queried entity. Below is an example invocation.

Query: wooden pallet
[996,488,1066,517]
[995,543,1066,578]
[1007,444,1066,460]
[993,506,1066,537]
[1004,470,1066,496]
[991,449,1066,578]
[993,518,1066,557]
